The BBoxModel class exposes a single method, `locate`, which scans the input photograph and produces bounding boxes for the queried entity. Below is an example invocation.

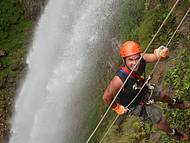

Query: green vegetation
[161,48,190,142]
[0,0,33,97]
[114,0,146,41]
[0,0,33,142]
[0,0,190,143]
[102,116,147,143]
[138,8,176,50]
[0,0,32,81]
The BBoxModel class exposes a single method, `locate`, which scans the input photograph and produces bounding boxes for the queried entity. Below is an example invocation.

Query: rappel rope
[85,0,180,142]
[151,7,190,77]
[166,7,190,47]
[99,7,190,143]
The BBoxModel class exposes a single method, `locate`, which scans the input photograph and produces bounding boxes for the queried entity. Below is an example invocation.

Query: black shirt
[115,58,148,108]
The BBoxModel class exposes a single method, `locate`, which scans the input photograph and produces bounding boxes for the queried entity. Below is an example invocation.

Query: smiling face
[124,53,141,71]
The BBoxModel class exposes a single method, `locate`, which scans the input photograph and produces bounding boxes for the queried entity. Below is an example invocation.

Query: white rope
[166,7,190,47]
[99,6,190,143]
[99,114,119,143]
[85,0,180,142]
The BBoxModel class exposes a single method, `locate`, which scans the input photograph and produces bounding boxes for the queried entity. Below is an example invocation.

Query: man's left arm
[142,46,169,63]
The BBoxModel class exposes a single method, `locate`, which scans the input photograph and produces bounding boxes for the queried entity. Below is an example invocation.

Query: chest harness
[119,65,155,107]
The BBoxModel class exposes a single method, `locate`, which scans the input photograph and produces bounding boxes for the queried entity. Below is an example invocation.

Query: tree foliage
[0,0,25,40]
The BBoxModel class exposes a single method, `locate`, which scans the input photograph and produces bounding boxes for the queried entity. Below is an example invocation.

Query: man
[103,41,190,141]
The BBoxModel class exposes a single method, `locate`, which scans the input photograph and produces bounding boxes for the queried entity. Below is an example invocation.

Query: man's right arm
[103,76,123,105]
[103,76,128,115]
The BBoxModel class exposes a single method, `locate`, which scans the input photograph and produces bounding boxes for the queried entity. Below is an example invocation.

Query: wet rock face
[20,0,48,20]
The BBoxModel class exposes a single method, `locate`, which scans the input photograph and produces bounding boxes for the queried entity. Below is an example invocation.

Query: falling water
[9,0,121,143]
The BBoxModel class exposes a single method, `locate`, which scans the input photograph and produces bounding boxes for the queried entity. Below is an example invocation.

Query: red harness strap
[120,66,144,81]
[120,66,147,106]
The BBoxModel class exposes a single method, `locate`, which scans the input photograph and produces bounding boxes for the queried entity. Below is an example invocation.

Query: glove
[154,45,169,59]
[112,103,128,115]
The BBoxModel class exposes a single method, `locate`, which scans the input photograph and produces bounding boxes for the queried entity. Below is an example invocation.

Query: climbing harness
[120,65,155,105]
[85,0,184,142]
[145,83,155,105]
[99,6,190,143]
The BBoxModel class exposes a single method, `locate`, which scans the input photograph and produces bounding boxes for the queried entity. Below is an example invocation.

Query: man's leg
[156,117,188,141]
[156,117,172,133]
[147,86,189,141]
[159,92,190,110]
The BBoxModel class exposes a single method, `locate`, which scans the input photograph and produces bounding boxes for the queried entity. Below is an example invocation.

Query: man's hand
[154,45,169,59]
[112,103,129,115]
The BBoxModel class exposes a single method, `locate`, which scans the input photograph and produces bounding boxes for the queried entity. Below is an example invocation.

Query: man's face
[124,53,140,71]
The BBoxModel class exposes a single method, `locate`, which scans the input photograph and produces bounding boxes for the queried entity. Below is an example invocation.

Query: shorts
[130,85,163,124]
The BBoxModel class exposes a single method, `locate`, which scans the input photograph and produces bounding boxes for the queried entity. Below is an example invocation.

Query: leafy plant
[138,8,176,51]
[162,48,190,142]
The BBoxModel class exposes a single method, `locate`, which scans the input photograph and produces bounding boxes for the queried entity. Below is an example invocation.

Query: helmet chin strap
[124,61,140,72]
[123,62,132,71]
[122,58,132,71]
[126,65,133,71]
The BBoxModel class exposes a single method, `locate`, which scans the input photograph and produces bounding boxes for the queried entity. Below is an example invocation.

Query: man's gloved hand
[154,45,169,59]
[112,103,128,115]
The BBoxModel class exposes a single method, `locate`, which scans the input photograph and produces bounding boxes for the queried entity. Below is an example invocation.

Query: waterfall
[9,0,121,142]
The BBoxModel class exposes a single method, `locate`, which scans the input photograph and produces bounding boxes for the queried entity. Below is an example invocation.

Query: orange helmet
[120,41,141,57]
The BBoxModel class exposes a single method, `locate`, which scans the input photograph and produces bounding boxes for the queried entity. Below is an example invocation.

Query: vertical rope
[166,7,190,47]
